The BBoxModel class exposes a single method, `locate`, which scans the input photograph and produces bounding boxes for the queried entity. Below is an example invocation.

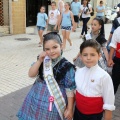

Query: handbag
[79,15,82,21]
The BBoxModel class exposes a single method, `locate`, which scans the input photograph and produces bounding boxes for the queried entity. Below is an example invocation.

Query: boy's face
[81,47,101,68]
[51,3,56,10]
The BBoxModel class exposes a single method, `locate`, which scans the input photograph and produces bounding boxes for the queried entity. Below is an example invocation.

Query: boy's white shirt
[75,64,115,111]
[110,26,120,49]
[48,9,60,25]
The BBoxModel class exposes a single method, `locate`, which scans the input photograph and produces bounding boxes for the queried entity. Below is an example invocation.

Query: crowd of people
[16,0,120,120]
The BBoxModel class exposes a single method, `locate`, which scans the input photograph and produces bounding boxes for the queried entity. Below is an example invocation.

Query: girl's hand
[72,26,75,32]
[86,11,90,15]
[38,51,47,63]
[58,25,60,30]
[73,56,78,62]
[64,108,73,120]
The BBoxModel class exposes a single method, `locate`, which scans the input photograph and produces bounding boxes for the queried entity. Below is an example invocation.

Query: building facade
[1,0,118,35]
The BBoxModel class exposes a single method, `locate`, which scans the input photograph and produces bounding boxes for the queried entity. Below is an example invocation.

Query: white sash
[43,56,66,120]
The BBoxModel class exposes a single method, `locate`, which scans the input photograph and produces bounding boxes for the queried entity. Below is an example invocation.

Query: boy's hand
[64,108,73,120]
[38,51,47,63]
[107,59,114,67]
[118,49,120,53]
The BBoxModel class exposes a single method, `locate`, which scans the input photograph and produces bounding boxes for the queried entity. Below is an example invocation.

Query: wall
[106,0,120,8]
[11,0,26,34]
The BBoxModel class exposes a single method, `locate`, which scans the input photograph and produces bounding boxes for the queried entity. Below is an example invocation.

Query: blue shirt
[96,6,105,17]
[71,2,81,15]
[36,13,48,27]
[61,11,71,27]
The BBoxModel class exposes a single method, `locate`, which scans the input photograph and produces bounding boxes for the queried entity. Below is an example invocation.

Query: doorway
[26,0,48,26]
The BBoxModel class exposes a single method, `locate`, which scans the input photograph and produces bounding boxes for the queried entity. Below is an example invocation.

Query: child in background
[108,26,120,94]
[59,2,75,51]
[73,18,108,71]
[17,32,76,120]
[58,0,65,13]
[47,2,60,33]
[36,6,48,47]
[74,40,115,120]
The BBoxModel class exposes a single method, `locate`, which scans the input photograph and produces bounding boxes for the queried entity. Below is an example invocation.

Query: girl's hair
[43,32,62,50]
[81,0,88,4]
[66,2,71,10]
[51,1,56,6]
[80,40,101,54]
[100,1,103,4]
[93,17,105,36]
[40,6,46,9]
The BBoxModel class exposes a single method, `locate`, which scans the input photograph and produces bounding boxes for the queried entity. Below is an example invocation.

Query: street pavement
[0,24,120,120]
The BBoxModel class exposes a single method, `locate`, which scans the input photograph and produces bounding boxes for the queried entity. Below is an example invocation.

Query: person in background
[87,0,92,29]
[96,1,105,20]
[71,0,81,31]
[36,6,48,47]
[80,0,92,38]
[107,7,120,52]
[74,18,108,71]
[58,0,65,13]
[59,2,75,51]
[108,26,120,94]
[47,1,60,33]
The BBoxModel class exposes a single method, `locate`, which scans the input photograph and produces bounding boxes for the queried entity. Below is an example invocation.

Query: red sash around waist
[76,91,103,115]
[116,43,120,58]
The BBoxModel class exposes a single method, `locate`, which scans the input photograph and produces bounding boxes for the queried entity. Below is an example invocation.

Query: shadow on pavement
[0,85,120,120]
[0,85,32,120]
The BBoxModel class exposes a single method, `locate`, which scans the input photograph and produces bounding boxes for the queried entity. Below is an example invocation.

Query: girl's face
[64,3,70,10]
[44,40,62,59]
[40,7,45,13]
[83,0,88,4]
[81,47,101,68]
[100,2,103,6]
[91,20,101,33]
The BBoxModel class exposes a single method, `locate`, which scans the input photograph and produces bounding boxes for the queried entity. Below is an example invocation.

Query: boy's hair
[51,1,56,6]
[93,17,105,36]
[80,40,101,54]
